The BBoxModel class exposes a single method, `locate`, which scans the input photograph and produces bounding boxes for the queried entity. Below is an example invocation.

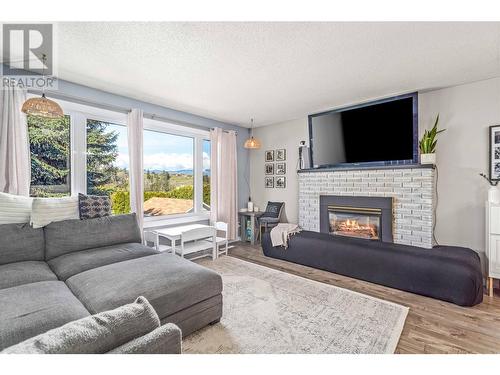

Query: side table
[238,211,263,245]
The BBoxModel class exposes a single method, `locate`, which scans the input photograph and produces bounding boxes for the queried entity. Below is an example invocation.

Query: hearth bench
[262,231,483,306]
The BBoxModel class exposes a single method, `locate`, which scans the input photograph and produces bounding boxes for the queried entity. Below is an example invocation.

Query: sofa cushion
[0,192,32,225]
[0,261,57,290]
[31,196,80,228]
[0,281,90,350]
[48,243,160,281]
[1,296,159,354]
[44,214,142,260]
[0,223,44,265]
[66,253,223,319]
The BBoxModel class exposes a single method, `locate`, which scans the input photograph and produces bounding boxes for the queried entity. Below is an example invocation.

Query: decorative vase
[488,186,500,204]
[247,201,254,212]
[420,153,436,165]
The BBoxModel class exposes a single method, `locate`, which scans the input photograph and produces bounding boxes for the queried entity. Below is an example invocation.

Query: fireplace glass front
[328,205,382,240]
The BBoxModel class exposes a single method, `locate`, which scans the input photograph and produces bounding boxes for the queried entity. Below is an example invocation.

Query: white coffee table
[153,224,213,256]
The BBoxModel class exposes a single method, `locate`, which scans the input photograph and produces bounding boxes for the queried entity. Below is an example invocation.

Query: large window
[26,97,210,221]
[28,115,71,197]
[86,120,130,214]
[143,130,194,216]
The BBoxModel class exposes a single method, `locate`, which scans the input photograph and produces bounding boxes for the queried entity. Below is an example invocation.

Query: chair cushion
[48,243,160,281]
[261,201,283,219]
[0,281,90,350]
[2,296,159,354]
[0,223,44,265]
[0,261,57,290]
[44,214,142,260]
[66,254,223,320]
[259,217,280,224]
[78,193,112,220]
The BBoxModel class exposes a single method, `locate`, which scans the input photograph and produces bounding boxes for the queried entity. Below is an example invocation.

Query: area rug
[183,256,408,354]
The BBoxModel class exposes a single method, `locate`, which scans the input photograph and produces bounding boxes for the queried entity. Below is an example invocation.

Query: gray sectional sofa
[0,213,223,352]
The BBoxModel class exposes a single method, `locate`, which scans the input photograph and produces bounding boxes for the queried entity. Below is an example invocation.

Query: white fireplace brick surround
[298,167,435,248]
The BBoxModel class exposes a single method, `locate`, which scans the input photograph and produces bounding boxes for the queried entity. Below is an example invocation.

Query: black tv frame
[308,92,419,170]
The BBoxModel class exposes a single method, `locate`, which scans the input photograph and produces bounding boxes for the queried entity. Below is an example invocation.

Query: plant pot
[420,153,436,165]
[489,186,500,204]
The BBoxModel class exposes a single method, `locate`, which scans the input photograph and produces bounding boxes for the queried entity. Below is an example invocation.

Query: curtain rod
[27,89,238,135]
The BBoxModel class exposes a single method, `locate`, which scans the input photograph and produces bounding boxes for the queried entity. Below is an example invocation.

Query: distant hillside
[145,169,210,176]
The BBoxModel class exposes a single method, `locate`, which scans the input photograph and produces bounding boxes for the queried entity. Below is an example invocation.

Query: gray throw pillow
[1,296,160,354]
[78,193,111,220]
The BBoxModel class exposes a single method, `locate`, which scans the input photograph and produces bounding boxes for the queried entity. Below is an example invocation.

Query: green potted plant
[419,114,445,165]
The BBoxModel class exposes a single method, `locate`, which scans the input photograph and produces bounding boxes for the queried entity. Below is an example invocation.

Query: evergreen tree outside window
[28,115,71,197]
[86,120,130,214]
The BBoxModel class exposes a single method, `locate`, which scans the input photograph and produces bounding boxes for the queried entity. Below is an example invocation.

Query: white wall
[250,77,500,256]
[419,78,500,255]
[250,118,308,223]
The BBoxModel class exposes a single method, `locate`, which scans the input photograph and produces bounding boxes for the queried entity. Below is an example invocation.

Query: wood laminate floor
[228,242,500,354]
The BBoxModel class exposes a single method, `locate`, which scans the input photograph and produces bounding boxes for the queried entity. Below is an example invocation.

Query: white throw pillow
[31,196,79,228]
[0,192,33,225]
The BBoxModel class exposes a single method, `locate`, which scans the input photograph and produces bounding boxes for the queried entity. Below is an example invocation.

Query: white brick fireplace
[298,167,435,248]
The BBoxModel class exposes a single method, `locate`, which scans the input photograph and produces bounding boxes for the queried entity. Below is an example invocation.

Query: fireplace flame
[334,218,378,239]
[345,219,360,229]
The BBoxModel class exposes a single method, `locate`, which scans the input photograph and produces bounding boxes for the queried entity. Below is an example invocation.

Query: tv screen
[309,94,417,168]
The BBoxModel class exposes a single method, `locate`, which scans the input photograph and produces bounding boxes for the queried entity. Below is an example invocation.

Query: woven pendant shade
[21,94,64,119]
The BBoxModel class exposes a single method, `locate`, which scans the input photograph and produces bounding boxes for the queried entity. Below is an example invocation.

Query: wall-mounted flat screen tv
[308,93,418,169]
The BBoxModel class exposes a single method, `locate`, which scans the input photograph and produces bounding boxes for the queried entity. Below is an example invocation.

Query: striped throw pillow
[31,196,80,228]
[0,192,33,224]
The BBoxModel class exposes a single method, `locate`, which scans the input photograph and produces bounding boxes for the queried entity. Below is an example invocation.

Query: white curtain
[0,86,30,196]
[127,109,144,233]
[210,128,238,240]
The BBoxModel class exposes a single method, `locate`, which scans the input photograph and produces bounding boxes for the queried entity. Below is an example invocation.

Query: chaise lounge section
[0,213,223,352]
[262,230,483,306]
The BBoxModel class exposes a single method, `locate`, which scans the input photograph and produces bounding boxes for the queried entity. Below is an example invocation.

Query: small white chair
[213,221,229,257]
[179,226,217,260]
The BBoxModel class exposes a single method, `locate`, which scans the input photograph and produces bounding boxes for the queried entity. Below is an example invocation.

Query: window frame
[143,118,210,222]
[27,94,210,222]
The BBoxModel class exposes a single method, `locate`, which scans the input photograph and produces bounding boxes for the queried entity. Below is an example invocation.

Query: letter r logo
[2,24,53,76]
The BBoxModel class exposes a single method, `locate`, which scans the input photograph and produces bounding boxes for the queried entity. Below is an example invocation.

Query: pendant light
[244,118,262,149]
[21,54,64,119]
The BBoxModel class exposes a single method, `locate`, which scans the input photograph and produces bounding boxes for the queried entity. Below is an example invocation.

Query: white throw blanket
[270,223,301,249]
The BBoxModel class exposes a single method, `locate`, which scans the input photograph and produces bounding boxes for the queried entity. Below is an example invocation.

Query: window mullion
[194,137,203,214]
[70,112,87,196]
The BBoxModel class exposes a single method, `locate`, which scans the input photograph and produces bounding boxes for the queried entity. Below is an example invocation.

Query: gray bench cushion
[0,223,44,265]
[0,261,57,290]
[66,254,223,320]
[48,243,160,281]
[0,281,90,350]
[44,214,142,260]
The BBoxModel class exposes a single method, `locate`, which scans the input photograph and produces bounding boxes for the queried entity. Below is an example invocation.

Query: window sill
[143,213,210,230]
